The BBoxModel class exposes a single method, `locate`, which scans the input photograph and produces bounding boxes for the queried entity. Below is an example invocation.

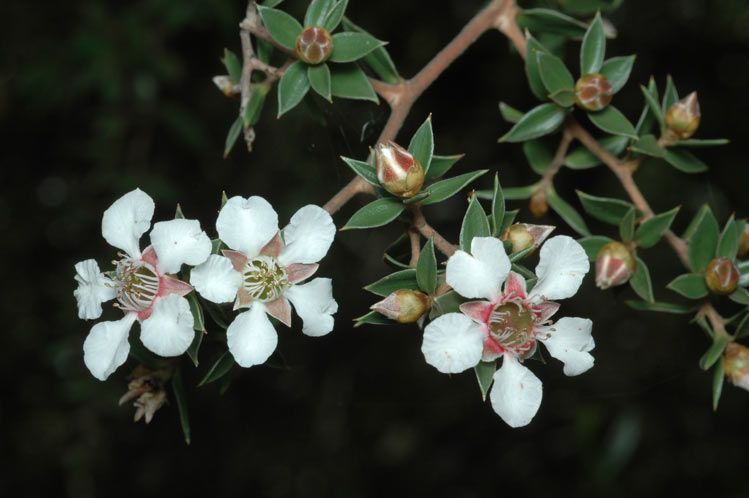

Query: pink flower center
[486,301,537,358]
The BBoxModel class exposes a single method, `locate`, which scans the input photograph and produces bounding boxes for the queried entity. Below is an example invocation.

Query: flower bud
[295,26,333,65]
[502,223,554,253]
[574,73,614,111]
[371,289,431,324]
[665,92,700,140]
[724,342,749,392]
[374,141,425,198]
[529,190,548,218]
[705,257,739,295]
[595,241,637,289]
[737,225,749,259]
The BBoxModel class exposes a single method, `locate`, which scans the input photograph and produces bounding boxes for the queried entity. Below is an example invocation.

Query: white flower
[190,197,337,368]
[74,189,212,380]
[421,235,593,427]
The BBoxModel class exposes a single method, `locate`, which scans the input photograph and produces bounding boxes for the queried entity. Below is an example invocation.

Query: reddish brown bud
[371,289,431,324]
[737,225,749,259]
[529,190,549,218]
[502,223,554,253]
[724,342,749,392]
[595,241,637,289]
[665,92,700,140]
[295,26,333,65]
[574,73,614,111]
[374,141,425,198]
[705,257,739,295]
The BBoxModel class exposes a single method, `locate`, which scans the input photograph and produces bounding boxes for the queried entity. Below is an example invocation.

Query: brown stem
[538,125,574,190]
[411,207,457,257]
[408,229,421,267]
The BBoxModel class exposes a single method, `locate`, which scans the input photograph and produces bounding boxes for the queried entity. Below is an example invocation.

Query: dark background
[2,0,749,496]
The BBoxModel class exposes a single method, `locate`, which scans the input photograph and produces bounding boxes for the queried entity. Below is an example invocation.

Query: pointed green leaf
[564,135,629,169]
[330,64,378,102]
[661,75,679,115]
[353,310,391,327]
[474,361,497,401]
[341,17,399,84]
[422,170,488,206]
[198,351,235,387]
[630,257,654,302]
[525,36,550,100]
[684,205,713,241]
[257,5,303,50]
[700,334,731,370]
[322,0,348,31]
[330,32,385,63]
[713,357,725,411]
[499,103,566,143]
[548,188,591,236]
[631,134,665,158]
[342,197,405,230]
[277,61,310,117]
[737,312,749,338]
[619,207,637,242]
[580,12,606,74]
[663,149,708,173]
[503,185,537,200]
[223,116,243,158]
[416,239,438,294]
[675,138,730,148]
[425,154,464,181]
[517,8,588,38]
[307,63,332,102]
[499,209,519,236]
[717,216,740,259]
[408,116,434,173]
[578,235,614,261]
[491,174,505,236]
[364,269,419,297]
[600,55,636,93]
[587,105,637,138]
[667,273,708,299]
[625,300,694,313]
[221,48,242,84]
[243,83,270,126]
[639,82,664,129]
[537,51,575,96]
[172,369,191,445]
[687,206,719,272]
[304,0,335,27]
[340,156,378,186]
[549,88,576,108]
[460,197,490,251]
[635,207,680,248]
[730,287,749,305]
[577,191,637,225]
[523,139,554,174]
[499,102,524,123]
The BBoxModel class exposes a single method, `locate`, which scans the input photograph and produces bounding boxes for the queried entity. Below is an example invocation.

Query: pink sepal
[265,298,292,327]
[459,300,493,323]
[287,263,319,284]
[222,250,248,272]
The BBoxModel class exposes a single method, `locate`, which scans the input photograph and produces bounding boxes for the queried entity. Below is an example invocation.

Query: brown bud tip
[374,141,425,198]
[665,92,701,139]
[295,26,333,65]
[595,241,637,289]
[737,225,749,259]
[705,257,739,295]
[371,289,431,324]
[725,342,749,392]
[574,73,614,111]
[529,190,549,218]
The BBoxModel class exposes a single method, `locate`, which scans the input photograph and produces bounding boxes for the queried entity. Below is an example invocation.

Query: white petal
[284,278,338,337]
[140,295,195,357]
[74,259,116,320]
[226,303,278,367]
[101,188,154,258]
[83,313,136,381]
[489,354,543,428]
[539,317,595,376]
[150,218,212,274]
[278,205,336,265]
[530,235,590,301]
[190,255,242,304]
[216,196,278,258]
[445,237,510,300]
[421,312,484,374]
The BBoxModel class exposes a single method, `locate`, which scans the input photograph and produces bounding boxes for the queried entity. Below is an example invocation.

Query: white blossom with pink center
[189,196,337,368]
[421,235,594,427]
[73,189,212,380]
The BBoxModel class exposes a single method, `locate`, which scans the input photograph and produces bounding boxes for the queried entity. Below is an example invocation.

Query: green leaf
[517,8,588,38]
[549,88,576,108]
[322,0,348,31]
[364,269,419,296]
[474,361,497,401]
[630,257,654,302]
[499,103,566,142]
[330,32,385,63]
[577,191,636,225]
[460,197,490,251]
[425,154,464,181]
[422,170,487,206]
[408,116,434,173]
[198,351,235,387]
[257,5,303,50]
[536,51,575,96]
[587,106,637,138]
[683,205,713,241]
[619,208,637,242]
[578,235,614,261]
[474,184,537,201]
[737,312,749,338]
[223,116,243,158]
[211,238,225,255]
[712,357,725,411]
[523,139,554,174]
[564,135,629,169]
[700,334,731,370]
[430,290,464,318]
[341,17,399,84]
[416,239,438,294]
[730,287,749,305]
[625,300,694,314]
[663,149,708,173]
[717,216,740,259]
[687,206,719,272]
[639,82,664,129]
[342,197,405,230]
[172,369,191,445]
[330,64,378,102]
[262,0,285,8]
[499,102,524,123]
[186,293,205,366]
[340,156,378,186]
[635,207,680,248]
[548,188,591,236]
[667,273,708,299]
[499,209,519,236]
[304,0,335,26]
[491,174,505,237]
[674,138,730,148]
[307,63,332,102]
[661,75,679,115]
[243,83,269,126]
[221,48,242,84]
[353,310,391,327]
[630,134,665,158]
[277,61,310,117]
[525,36,550,101]
[600,55,636,93]
[580,12,606,75]
[174,203,185,219]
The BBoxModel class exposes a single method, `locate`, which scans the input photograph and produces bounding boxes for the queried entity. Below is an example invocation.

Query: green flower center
[242,256,289,302]
[488,302,536,355]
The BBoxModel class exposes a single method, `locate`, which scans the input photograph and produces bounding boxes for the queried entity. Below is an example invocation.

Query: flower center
[488,302,536,357]
[114,259,160,312]
[242,255,289,303]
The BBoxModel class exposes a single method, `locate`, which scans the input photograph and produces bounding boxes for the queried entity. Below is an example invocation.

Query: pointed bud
[371,289,431,324]
[595,241,637,289]
[529,190,548,218]
[295,26,333,65]
[374,141,425,198]
[574,73,614,111]
[705,257,739,295]
[737,225,749,259]
[724,342,749,392]
[502,223,555,253]
[665,92,701,140]
[212,75,239,97]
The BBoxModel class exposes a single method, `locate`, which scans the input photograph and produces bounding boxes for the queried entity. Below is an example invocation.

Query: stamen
[242,256,289,303]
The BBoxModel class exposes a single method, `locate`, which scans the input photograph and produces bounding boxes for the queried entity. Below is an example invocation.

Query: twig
[408,229,421,267]
[538,125,574,190]
[411,207,457,257]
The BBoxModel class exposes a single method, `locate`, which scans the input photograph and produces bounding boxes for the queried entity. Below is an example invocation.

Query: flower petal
[216,196,278,258]
[538,317,595,376]
[284,278,338,337]
[190,254,242,304]
[150,219,212,274]
[83,313,136,381]
[421,312,484,374]
[101,188,154,258]
[446,237,510,300]
[74,259,116,320]
[489,354,543,428]
[278,205,336,265]
[530,235,590,301]
[140,294,195,357]
[226,303,278,367]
